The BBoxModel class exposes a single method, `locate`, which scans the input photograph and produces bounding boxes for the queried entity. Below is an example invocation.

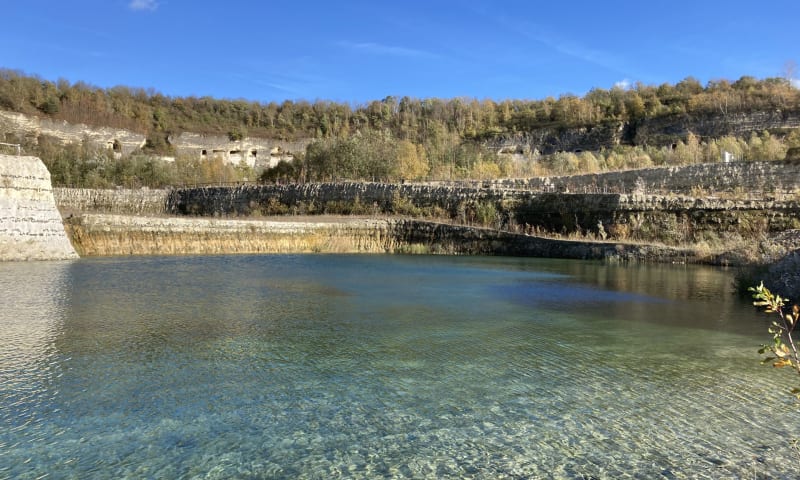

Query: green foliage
[142,133,173,155]
[259,197,289,215]
[750,282,800,398]
[37,97,60,115]
[389,190,421,216]
[33,132,254,188]
[474,201,499,228]
[259,160,302,184]
[746,130,788,161]
[228,129,245,141]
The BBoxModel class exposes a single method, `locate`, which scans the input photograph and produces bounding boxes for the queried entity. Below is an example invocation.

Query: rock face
[484,121,625,155]
[167,161,800,221]
[632,111,800,147]
[0,110,311,167]
[484,110,800,155]
[761,248,800,300]
[0,155,78,260]
[169,132,311,168]
[0,111,146,155]
[48,159,800,263]
[433,160,800,196]
[165,162,800,249]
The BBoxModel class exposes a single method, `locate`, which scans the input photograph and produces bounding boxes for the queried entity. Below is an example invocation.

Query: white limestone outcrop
[0,155,78,260]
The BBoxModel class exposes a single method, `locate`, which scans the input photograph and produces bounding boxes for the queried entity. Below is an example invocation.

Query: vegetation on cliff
[19,127,797,189]
[2,69,798,142]
[2,69,800,187]
[33,136,254,188]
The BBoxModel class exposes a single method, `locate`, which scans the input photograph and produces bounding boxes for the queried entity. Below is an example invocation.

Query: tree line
[1,68,799,188]
[1,68,798,147]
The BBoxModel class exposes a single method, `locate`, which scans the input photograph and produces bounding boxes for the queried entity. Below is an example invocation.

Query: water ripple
[0,256,795,478]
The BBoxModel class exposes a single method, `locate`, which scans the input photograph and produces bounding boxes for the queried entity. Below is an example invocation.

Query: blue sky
[2,1,798,104]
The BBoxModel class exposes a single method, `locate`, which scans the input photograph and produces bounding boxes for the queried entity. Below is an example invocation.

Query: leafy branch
[750,282,800,398]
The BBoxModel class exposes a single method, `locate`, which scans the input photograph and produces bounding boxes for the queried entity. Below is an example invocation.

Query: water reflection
[564,261,760,333]
[0,260,73,460]
[53,256,346,357]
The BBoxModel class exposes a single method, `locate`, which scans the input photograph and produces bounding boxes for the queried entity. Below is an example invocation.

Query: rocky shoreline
[62,213,699,263]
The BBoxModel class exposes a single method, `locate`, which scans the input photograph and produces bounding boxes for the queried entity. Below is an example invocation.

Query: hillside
[1,69,800,188]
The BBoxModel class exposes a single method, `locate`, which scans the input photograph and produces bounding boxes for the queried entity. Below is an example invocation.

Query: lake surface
[1,254,797,479]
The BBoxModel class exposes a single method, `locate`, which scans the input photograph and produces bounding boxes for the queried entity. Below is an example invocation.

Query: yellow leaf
[773,359,793,368]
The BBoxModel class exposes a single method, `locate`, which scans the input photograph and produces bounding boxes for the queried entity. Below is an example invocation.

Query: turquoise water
[1,254,797,479]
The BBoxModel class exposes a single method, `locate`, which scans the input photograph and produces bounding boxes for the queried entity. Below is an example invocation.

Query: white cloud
[129,0,158,11]
[338,41,439,59]
[613,79,631,90]
[791,78,800,89]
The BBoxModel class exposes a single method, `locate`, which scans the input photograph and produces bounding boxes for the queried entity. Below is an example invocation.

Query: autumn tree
[394,140,429,180]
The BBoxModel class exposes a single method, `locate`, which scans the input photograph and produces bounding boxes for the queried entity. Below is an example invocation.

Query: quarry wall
[0,110,146,155]
[165,161,800,247]
[167,161,800,221]
[484,110,800,155]
[0,110,311,166]
[43,160,800,262]
[53,188,170,216]
[430,160,800,195]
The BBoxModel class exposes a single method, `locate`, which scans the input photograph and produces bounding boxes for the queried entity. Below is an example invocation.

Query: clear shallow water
[0,254,797,479]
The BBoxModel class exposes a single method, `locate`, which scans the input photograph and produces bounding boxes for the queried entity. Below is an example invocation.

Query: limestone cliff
[0,110,146,155]
[484,110,800,155]
[0,110,311,167]
[0,155,78,260]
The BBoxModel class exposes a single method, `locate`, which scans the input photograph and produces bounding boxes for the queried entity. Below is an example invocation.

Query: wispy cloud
[488,13,650,83]
[530,30,626,74]
[128,0,158,12]
[226,70,324,99]
[338,41,439,59]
